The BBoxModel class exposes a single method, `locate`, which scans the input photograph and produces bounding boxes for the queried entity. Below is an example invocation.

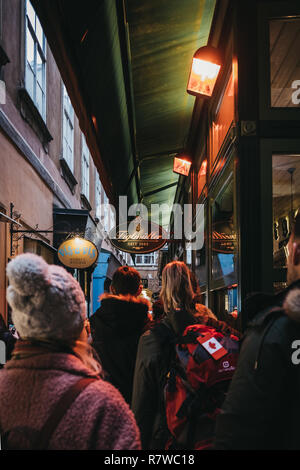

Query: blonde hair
[71,340,102,375]
[160,261,194,315]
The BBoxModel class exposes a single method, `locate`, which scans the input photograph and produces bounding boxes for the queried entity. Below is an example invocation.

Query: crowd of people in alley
[1,211,300,450]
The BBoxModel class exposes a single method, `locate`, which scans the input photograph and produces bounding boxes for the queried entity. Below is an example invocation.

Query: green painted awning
[126,0,216,227]
[32,0,216,228]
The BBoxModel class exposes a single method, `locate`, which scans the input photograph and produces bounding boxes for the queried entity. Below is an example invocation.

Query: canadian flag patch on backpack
[164,323,239,450]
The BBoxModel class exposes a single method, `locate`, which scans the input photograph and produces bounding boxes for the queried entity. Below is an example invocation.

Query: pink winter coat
[0,352,141,450]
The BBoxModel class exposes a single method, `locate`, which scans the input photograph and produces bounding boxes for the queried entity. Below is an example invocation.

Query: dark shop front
[167,1,300,331]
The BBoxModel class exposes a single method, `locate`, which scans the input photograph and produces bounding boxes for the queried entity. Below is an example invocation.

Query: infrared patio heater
[173,46,222,177]
[186,45,222,98]
[173,154,192,177]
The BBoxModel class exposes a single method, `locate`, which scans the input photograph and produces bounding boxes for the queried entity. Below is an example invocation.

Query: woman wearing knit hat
[0,253,141,450]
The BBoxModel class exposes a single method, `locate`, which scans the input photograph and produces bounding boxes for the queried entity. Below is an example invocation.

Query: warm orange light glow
[92,115,98,132]
[232,57,238,90]
[173,157,192,176]
[188,59,220,97]
[210,71,235,164]
[199,159,207,176]
[74,236,84,245]
[81,29,89,43]
[187,46,222,98]
[192,59,220,80]
[197,159,207,198]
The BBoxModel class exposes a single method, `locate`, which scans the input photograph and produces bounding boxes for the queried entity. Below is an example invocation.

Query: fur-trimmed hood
[91,294,150,336]
[284,288,300,323]
[99,293,151,309]
[90,294,151,404]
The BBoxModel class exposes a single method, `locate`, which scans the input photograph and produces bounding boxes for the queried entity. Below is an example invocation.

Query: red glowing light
[199,159,207,176]
[187,46,222,98]
[92,115,98,132]
[173,157,192,176]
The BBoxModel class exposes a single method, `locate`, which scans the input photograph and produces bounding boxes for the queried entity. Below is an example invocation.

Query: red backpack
[164,323,239,450]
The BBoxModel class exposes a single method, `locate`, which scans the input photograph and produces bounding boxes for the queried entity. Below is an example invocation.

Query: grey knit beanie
[6,253,86,341]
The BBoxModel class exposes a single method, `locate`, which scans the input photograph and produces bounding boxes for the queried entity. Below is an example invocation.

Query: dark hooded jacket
[214,279,300,450]
[90,294,150,404]
[131,307,240,450]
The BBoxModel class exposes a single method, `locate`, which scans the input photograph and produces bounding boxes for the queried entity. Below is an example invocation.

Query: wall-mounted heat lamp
[173,155,192,176]
[187,45,222,98]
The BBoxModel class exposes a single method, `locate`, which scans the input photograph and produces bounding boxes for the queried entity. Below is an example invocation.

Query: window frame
[135,253,157,266]
[194,199,208,291]
[0,0,3,41]
[103,193,110,233]
[95,172,102,218]
[258,1,300,121]
[260,138,300,292]
[81,134,90,201]
[25,0,47,120]
[209,153,238,292]
[209,68,235,169]
[62,84,74,172]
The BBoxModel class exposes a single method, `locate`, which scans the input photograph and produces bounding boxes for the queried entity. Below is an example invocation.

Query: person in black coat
[90,266,150,404]
[152,298,164,322]
[214,211,300,450]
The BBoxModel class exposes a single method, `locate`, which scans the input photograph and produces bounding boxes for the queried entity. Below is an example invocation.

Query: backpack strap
[35,377,97,450]
[253,307,285,370]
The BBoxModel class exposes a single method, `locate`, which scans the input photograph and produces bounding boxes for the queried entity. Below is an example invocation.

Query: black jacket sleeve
[131,327,172,450]
[131,332,160,449]
[214,317,291,449]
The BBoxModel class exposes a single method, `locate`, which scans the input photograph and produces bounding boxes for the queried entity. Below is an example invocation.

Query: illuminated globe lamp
[57,235,98,270]
[73,236,83,244]
[173,154,192,176]
[187,45,222,98]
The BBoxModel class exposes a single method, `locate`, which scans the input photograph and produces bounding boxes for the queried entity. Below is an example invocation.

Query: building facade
[169,0,300,330]
[131,252,160,295]
[0,0,126,325]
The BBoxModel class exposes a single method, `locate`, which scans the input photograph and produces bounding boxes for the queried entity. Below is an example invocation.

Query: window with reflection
[211,168,237,287]
[25,0,46,119]
[270,18,300,108]
[81,134,90,200]
[62,84,74,172]
[273,155,300,274]
[210,71,235,166]
[135,254,157,266]
[195,203,207,288]
[197,159,207,199]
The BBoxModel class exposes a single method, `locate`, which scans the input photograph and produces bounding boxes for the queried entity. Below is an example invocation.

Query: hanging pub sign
[212,221,236,254]
[109,217,167,254]
[58,237,99,269]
